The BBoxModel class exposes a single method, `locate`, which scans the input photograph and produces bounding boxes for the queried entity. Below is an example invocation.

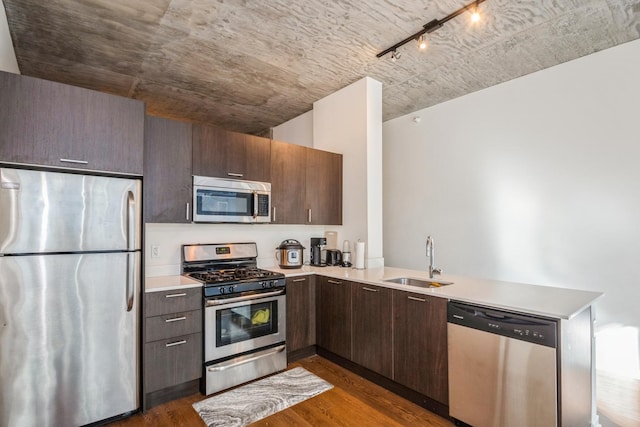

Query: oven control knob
[268,281,275,288]
[261,281,266,289]
[219,287,225,294]
[228,286,234,293]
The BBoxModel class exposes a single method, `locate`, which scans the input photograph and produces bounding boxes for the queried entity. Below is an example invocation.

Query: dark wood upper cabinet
[192,124,270,182]
[285,276,316,359]
[270,140,343,225]
[393,290,449,405]
[352,282,393,378]
[0,71,144,175]
[144,116,193,223]
[270,139,307,224]
[305,148,342,225]
[316,275,352,360]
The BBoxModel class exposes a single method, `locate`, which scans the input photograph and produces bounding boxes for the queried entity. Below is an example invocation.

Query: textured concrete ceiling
[3,0,640,134]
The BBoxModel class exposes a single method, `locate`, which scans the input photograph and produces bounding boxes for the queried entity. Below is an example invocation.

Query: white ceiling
[3,0,640,134]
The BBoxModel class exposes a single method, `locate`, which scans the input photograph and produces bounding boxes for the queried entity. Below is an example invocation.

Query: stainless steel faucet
[426,236,442,278]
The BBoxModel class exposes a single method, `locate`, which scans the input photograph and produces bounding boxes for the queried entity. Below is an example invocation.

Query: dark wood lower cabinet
[143,288,202,410]
[285,275,316,361]
[393,290,449,405]
[352,282,393,378]
[143,333,202,394]
[315,276,352,360]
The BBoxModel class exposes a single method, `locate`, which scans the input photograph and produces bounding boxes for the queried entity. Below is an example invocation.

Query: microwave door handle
[253,191,258,219]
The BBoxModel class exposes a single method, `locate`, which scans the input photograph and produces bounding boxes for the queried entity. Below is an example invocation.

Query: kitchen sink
[383,277,454,288]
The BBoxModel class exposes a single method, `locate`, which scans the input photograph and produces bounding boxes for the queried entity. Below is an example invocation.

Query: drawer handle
[408,296,427,302]
[292,278,307,283]
[362,287,378,292]
[59,158,89,165]
[165,340,187,348]
[227,172,244,177]
[165,316,187,323]
[327,279,342,285]
[165,293,187,298]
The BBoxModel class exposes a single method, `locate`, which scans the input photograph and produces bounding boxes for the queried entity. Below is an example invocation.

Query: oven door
[204,291,286,362]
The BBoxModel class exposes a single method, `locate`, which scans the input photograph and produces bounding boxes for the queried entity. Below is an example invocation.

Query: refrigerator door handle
[127,191,135,251]
[126,253,135,312]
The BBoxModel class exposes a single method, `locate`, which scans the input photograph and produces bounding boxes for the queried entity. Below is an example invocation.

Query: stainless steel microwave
[193,176,271,223]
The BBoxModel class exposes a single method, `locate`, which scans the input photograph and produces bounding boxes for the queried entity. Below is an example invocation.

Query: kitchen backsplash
[145,223,343,277]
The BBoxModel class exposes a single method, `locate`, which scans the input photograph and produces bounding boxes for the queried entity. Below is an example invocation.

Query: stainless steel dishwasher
[447,301,558,427]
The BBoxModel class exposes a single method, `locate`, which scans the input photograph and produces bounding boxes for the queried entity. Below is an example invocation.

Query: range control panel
[448,301,557,348]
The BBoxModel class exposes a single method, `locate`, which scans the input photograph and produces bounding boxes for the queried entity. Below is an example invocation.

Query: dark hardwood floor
[111,355,455,426]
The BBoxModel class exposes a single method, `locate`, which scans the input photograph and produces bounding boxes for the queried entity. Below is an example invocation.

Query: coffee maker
[310,237,326,266]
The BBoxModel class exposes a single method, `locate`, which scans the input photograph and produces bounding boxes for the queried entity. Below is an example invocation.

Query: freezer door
[0,252,140,426]
[0,167,141,254]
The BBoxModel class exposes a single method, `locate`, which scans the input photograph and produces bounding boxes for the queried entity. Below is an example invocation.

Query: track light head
[390,50,401,62]
[417,34,427,50]
[471,0,481,22]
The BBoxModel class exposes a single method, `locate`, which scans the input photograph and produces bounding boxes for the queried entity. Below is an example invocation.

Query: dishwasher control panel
[448,301,557,348]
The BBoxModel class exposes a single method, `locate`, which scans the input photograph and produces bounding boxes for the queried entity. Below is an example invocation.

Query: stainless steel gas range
[182,242,287,395]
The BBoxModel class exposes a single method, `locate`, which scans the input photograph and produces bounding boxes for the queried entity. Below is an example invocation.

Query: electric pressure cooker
[276,239,305,269]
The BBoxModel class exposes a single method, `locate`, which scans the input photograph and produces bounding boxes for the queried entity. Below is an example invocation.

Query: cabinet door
[270,140,307,224]
[244,133,271,182]
[285,276,315,355]
[0,71,144,174]
[144,332,202,393]
[192,125,270,182]
[316,276,351,359]
[393,291,448,404]
[305,148,342,225]
[352,282,393,378]
[144,116,192,223]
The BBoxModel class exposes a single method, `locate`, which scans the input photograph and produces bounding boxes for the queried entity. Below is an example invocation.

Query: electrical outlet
[151,245,160,258]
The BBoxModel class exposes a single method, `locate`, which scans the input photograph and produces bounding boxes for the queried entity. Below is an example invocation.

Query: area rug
[193,367,333,427]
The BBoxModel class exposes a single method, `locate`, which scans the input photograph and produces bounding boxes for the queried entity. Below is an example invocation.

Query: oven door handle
[205,288,285,306]
[207,345,286,372]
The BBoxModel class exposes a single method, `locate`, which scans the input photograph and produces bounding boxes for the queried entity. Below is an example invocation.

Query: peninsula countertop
[265,265,603,320]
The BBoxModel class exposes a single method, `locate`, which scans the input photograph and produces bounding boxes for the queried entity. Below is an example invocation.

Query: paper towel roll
[355,241,366,270]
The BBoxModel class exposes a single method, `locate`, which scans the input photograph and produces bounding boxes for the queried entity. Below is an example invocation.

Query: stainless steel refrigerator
[0,167,141,426]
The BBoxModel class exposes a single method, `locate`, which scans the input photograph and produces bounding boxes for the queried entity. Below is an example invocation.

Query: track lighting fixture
[377,0,486,61]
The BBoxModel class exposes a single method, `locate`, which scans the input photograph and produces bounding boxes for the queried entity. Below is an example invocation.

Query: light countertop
[265,265,603,320]
[145,275,202,293]
[145,266,602,319]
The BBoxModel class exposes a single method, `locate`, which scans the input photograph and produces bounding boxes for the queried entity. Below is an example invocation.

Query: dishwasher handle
[448,301,557,348]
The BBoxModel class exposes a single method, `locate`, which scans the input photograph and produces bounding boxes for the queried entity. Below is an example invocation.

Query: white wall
[383,39,640,377]
[0,0,19,73]
[314,77,384,267]
[272,110,313,147]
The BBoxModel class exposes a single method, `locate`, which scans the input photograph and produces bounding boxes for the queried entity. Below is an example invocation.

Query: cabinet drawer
[145,310,202,343]
[144,333,202,393]
[145,288,201,317]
